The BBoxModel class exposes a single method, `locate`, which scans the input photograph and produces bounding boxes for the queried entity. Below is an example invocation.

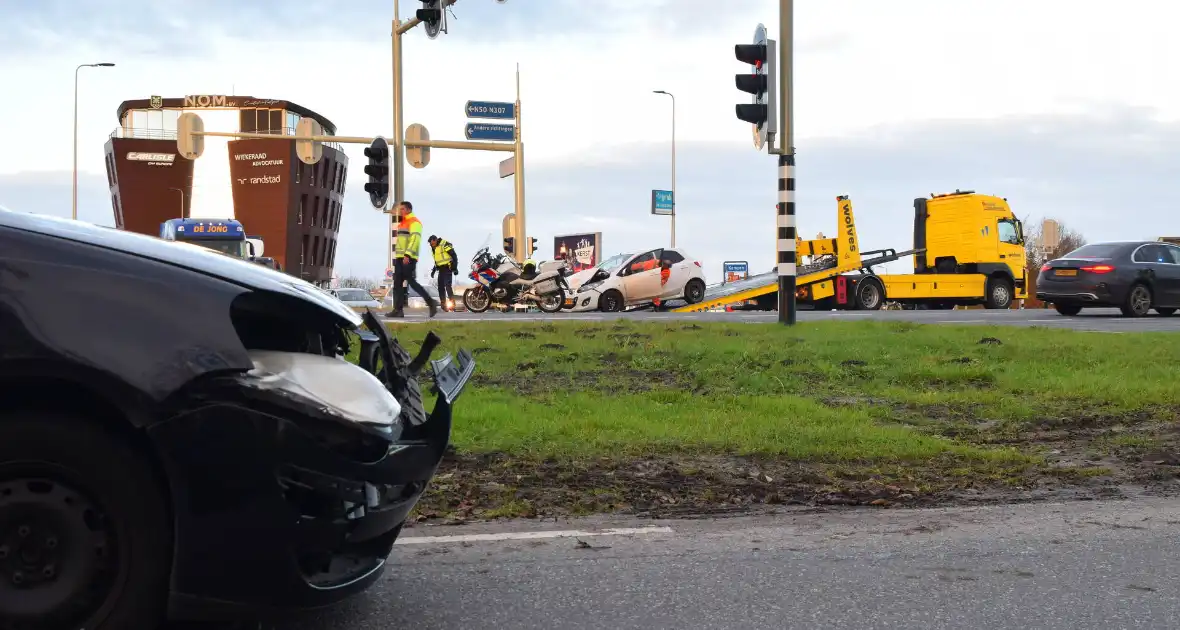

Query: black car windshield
[1062,243,1124,259]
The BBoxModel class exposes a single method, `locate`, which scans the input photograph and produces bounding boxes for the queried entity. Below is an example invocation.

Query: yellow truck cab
[896,190,1028,308]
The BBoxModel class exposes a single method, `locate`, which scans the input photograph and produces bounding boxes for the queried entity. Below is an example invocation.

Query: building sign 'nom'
[184,94,234,108]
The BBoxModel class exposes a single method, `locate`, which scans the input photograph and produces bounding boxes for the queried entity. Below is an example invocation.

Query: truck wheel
[984,276,1014,309]
[854,278,884,310]
[1121,283,1152,317]
[0,412,171,630]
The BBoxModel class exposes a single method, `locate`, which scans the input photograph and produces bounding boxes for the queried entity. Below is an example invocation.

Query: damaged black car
[0,209,474,628]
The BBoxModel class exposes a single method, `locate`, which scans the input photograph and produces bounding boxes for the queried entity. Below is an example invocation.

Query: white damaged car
[564,247,708,312]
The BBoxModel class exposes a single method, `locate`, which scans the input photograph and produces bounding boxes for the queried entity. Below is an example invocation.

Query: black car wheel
[1156,308,1176,317]
[0,412,171,630]
[1121,283,1153,318]
[1054,303,1083,316]
[683,279,706,304]
[599,289,624,313]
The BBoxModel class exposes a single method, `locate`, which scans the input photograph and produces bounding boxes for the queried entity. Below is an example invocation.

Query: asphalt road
[394,306,1180,332]
[287,497,1180,630]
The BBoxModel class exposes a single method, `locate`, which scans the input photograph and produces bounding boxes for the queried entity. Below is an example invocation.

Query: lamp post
[168,187,185,218]
[73,62,115,221]
[652,90,676,247]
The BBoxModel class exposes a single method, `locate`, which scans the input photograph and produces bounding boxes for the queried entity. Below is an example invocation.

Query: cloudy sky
[2,0,1179,281]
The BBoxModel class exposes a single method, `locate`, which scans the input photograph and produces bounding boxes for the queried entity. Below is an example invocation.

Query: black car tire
[984,276,1014,309]
[0,411,171,630]
[854,278,885,310]
[1054,303,1083,316]
[1121,283,1153,318]
[1156,308,1176,317]
[598,289,624,313]
[683,279,706,304]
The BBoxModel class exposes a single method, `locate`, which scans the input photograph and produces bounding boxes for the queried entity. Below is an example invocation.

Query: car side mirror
[247,242,257,257]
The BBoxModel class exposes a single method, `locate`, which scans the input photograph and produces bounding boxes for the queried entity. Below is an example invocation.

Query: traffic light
[734,32,777,152]
[503,237,515,257]
[363,136,390,209]
[527,237,537,257]
[418,1,447,39]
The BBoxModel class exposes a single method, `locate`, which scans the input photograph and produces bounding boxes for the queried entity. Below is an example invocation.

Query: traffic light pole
[776,0,797,325]
[512,64,527,263]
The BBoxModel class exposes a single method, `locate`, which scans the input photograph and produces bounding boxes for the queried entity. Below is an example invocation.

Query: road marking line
[935,319,990,323]
[395,525,674,545]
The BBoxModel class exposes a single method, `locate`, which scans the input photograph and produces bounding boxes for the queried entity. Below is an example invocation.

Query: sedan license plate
[1055,269,1078,277]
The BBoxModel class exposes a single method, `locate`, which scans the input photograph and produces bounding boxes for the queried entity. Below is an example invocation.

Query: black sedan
[1037,240,1180,317]
[0,209,475,628]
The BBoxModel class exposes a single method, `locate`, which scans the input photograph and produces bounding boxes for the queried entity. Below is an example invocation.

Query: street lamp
[168,187,186,218]
[653,90,676,247]
[73,62,115,221]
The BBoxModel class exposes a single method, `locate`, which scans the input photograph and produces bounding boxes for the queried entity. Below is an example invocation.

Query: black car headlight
[245,350,401,433]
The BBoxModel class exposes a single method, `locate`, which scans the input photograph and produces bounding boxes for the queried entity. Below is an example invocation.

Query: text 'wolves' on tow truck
[160,217,282,270]
[673,190,1027,312]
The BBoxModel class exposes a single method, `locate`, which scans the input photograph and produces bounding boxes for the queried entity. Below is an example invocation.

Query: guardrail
[109,127,343,152]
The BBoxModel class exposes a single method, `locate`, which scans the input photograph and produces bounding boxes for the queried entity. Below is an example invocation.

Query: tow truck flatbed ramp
[668,247,922,313]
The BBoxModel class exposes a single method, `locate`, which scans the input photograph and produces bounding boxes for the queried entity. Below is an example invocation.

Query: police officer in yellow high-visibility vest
[389,200,438,318]
[428,235,458,311]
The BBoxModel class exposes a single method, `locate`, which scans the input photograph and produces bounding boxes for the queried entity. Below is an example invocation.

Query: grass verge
[365,319,1180,521]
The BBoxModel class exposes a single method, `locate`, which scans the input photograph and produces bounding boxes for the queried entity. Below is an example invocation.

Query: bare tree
[1024,217,1088,291]
[338,275,378,291]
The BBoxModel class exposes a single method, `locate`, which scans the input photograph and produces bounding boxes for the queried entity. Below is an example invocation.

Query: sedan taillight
[1081,264,1115,274]
[1040,264,1051,273]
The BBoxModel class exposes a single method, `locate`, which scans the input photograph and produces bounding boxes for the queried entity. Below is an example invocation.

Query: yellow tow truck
[671,190,1028,312]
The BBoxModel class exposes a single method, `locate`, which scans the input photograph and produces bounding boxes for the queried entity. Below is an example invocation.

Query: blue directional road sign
[651,189,674,215]
[465,123,515,142]
[465,100,515,120]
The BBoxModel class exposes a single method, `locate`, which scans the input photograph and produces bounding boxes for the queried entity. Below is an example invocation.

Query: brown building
[103,95,348,283]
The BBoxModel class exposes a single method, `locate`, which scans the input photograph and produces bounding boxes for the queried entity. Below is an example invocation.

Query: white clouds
[9,0,1180,179]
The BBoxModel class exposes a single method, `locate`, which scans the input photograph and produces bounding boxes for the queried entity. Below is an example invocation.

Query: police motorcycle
[464,246,569,313]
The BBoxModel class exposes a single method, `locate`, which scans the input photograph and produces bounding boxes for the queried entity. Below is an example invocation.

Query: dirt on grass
[411,405,1180,525]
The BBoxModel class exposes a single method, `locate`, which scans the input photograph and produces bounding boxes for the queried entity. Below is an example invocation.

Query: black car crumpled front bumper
[149,310,475,621]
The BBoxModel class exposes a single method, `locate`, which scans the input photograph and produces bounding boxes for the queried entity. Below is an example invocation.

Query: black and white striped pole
[777,153,796,324]
[777,0,795,325]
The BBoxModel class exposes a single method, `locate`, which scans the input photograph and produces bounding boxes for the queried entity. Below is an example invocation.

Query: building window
[297,194,306,224]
